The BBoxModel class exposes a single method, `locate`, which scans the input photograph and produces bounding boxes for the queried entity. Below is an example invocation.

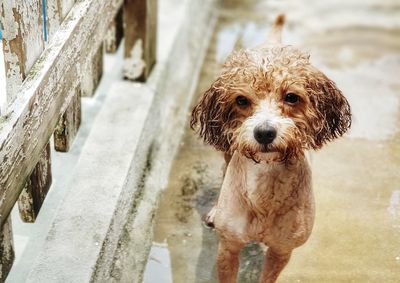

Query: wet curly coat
[191,15,351,283]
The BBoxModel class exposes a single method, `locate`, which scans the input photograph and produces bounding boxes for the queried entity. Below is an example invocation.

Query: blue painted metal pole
[42,0,48,42]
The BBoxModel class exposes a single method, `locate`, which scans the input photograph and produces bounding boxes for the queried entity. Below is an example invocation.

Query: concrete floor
[145,0,400,282]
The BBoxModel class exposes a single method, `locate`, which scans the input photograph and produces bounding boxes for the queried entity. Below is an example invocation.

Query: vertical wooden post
[17,143,52,222]
[123,0,157,82]
[54,86,81,152]
[0,217,14,282]
[105,7,123,53]
[80,42,104,97]
[0,0,52,224]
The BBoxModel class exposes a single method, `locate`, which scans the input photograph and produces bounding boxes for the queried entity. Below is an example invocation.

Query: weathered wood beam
[0,217,14,282]
[17,143,52,222]
[0,0,124,228]
[105,7,123,53]
[123,0,157,82]
[54,86,81,152]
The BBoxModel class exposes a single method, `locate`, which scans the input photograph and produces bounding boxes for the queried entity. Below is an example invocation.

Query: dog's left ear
[308,71,352,149]
[190,80,233,152]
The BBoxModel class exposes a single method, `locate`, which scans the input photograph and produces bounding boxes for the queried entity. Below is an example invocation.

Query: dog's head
[191,17,351,163]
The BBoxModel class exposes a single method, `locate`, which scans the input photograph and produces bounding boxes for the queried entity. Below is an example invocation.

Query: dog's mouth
[260,144,278,153]
[241,144,282,163]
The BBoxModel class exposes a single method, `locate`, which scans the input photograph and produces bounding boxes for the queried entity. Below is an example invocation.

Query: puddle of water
[144,243,173,283]
[145,0,400,282]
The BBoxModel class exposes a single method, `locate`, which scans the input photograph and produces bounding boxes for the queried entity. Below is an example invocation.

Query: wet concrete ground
[145,0,400,282]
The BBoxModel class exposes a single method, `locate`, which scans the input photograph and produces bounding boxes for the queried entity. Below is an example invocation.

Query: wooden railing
[0,0,156,280]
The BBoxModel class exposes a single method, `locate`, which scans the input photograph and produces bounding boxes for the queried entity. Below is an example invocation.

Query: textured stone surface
[27,81,154,282]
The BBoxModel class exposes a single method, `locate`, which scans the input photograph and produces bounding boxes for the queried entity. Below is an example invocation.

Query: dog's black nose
[254,124,277,144]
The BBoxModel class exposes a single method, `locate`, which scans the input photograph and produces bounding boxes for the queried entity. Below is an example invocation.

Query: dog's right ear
[190,82,232,152]
[307,70,352,149]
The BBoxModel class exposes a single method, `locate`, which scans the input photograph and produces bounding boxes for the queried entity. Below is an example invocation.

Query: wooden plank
[54,86,81,152]
[105,7,123,53]
[17,143,52,222]
[0,0,124,228]
[81,42,103,97]
[1,0,53,225]
[123,0,157,81]
[0,217,14,282]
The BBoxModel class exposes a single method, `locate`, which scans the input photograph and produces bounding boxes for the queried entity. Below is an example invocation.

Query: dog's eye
[236,96,249,107]
[284,93,300,105]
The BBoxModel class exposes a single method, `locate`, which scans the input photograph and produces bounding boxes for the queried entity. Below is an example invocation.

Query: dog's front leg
[217,239,243,283]
[259,248,291,283]
[205,152,232,228]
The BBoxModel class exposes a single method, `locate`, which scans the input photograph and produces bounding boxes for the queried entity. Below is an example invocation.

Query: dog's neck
[227,151,312,215]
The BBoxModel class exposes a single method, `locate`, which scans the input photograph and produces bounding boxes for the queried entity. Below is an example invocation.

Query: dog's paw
[202,206,217,229]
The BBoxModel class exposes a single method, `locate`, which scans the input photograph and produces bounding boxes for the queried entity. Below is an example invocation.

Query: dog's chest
[245,161,274,190]
[217,153,313,244]
[242,160,295,212]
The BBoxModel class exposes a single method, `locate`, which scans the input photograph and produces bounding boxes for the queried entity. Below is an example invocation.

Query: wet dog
[190,15,351,283]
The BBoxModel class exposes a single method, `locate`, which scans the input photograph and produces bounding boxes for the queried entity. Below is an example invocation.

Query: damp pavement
[144,0,400,282]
